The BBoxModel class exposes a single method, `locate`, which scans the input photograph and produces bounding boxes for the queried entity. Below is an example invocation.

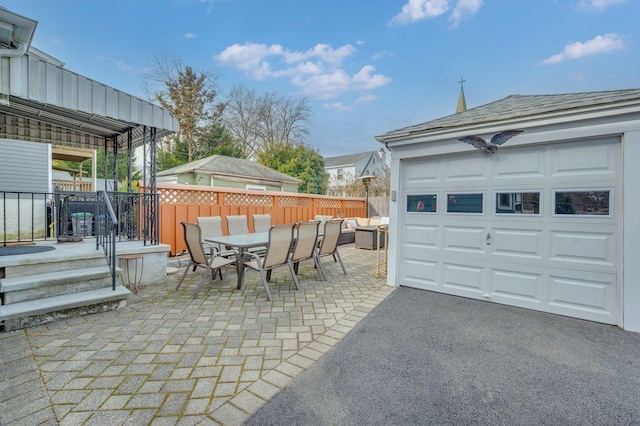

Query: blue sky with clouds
[4,0,639,157]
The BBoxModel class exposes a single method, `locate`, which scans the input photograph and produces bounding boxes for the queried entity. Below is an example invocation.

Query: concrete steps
[0,248,130,331]
[0,287,130,330]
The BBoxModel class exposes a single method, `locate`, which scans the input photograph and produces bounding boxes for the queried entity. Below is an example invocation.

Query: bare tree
[224,84,313,158]
[223,85,262,159]
[142,52,225,162]
[370,162,391,197]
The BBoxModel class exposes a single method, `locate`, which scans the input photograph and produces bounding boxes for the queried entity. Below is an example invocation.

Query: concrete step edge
[0,286,131,322]
[0,266,120,292]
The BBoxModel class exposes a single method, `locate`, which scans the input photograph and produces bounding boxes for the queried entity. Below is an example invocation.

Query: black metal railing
[1,189,159,290]
[96,190,118,290]
[1,191,57,245]
[1,190,159,247]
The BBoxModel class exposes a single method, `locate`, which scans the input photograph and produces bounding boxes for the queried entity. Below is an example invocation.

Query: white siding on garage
[398,138,619,324]
[0,139,50,193]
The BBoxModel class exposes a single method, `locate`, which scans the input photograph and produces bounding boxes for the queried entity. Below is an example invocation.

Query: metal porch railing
[1,190,159,288]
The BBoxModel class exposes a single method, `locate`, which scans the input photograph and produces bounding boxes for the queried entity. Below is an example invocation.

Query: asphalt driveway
[245,287,640,425]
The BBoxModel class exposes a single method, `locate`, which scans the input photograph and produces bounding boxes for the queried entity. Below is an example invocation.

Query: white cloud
[291,69,351,99]
[215,43,284,80]
[372,50,394,60]
[322,93,378,111]
[578,0,628,11]
[389,0,450,25]
[184,32,196,39]
[449,0,483,28]
[355,94,377,104]
[215,42,391,99]
[283,43,356,65]
[323,101,352,111]
[388,0,482,27]
[542,33,625,64]
[352,66,392,91]
[323,94,377,111]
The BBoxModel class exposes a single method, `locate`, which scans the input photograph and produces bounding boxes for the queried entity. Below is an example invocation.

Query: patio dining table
[205,232,269,290]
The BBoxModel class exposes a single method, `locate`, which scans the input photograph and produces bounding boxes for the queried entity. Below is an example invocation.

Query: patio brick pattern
[0,244,394,425]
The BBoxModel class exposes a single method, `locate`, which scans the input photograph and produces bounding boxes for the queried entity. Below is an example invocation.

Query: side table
[355,226,385,250]
[118,254,144,294]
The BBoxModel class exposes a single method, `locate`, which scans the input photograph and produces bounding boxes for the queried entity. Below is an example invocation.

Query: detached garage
[376,89,640,332]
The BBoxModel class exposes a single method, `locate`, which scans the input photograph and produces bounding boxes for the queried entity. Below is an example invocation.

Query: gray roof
[157,155,302,184]
[376,88,640,141]
[324,151,375,168]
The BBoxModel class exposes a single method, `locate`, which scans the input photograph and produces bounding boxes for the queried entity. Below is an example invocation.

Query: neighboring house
[156,155,302,192]
[325,150,386,196]
[376,89,640,333]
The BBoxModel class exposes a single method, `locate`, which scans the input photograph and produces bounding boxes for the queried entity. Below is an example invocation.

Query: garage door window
[447,193,483,214]
[495,192,540,214]
[407,194,437,213]
[554,190,610,215]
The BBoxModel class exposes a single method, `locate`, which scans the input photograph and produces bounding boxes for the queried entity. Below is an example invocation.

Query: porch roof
[0,53,179,151]
[0,8,178,151]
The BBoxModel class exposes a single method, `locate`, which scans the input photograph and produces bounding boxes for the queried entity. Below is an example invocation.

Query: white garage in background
[376,89,640,332]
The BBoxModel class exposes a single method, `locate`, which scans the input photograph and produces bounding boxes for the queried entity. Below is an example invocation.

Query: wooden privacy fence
[151,183,366,256]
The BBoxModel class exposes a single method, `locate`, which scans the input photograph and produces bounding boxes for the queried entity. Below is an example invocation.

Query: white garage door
[399,138,620,324]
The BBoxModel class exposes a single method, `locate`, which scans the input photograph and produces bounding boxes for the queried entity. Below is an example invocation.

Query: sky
[4,0,639,157]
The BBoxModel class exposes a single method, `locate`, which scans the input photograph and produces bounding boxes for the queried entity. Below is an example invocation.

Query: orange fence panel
[149,183,366,256]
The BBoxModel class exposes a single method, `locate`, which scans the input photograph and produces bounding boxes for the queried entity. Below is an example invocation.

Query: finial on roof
[456,77,467,113]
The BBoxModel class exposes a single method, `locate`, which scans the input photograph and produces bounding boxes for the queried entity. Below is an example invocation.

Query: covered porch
[0,7,178,330]
[0,8,178,245]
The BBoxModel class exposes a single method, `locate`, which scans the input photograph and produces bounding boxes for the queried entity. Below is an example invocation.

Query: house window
[407,194,437,213]
[337,169,344,180]
[447,193,483,214]
[554,190,610,215]
[495,192,540,214]
[246,184,266,191]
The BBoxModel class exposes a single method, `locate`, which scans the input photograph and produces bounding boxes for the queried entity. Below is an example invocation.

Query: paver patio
[0,243,393,425]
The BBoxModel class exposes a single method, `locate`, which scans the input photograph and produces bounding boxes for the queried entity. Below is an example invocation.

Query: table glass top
[205,232,269,248]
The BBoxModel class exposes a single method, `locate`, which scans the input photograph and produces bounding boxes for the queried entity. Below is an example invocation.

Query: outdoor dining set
[175,214,347,300]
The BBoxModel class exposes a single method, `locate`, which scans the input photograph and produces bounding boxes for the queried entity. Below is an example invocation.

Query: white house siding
[623,129,640,332]
[0,139,51,240]
[0,139,50,193]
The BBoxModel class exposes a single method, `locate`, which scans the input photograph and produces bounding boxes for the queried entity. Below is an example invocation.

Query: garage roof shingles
[376,88,640,140]
[157,155,302,184]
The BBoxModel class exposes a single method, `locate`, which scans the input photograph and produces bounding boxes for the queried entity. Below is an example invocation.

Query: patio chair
[226,215,250,235]
[176,222,236,298]
[244,223,299,301]
[228,214,267,255]
[196,216,237,264]
[316,219,347,279]
[291,220,324,281]
[252,213,272,233]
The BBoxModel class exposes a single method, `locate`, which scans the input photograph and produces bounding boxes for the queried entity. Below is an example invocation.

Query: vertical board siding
[152,183,366,255]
